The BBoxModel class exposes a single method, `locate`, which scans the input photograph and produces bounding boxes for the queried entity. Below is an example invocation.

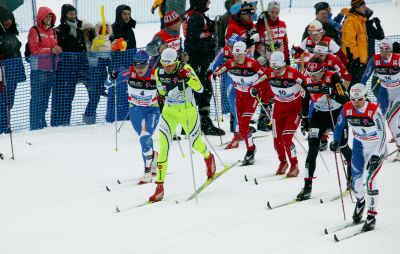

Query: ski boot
[138,170,153,185]
[275,161,289,175]
[225,133,241,149]
[352,198,366,224]
[296,181,312,201]
[319,135,329,151]
[205,153,216,179]
[151,151,158,176]
[149,182,164,202]
[286,163,299,177]
[243,147,256,166]
[362,215,376,232]
[201,117,225,136]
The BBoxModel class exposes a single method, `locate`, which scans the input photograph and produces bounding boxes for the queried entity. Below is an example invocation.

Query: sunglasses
[308,29,323,35]
[379,46,391,52]
[134,62,148,68]
[350,97,365,102]
[271,65,285,70]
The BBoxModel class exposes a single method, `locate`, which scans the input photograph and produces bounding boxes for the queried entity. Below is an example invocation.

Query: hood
[341,8,350,16]
[36,6,56,29]
[189,0,209,12]
[60,4,77,23]
[81,20,95,31]
[115,4,130,24]
[0,4,18,35]
[95,22,113,37]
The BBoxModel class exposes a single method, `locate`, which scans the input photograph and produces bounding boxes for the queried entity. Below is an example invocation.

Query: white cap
[379,37,393,49]
[160,48,178,65]
[314,44,329,54]
[350,83,367,99]
[308,20,323,33]
[232,41,247,55]
[270,51,285,68]
[268,0,281,11]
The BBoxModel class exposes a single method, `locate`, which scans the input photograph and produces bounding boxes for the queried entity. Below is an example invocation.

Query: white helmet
[350,83,367,100]
[270,51,285,68]
[160,48,178,65]
[308,20,324,34]
[232,41,247,55]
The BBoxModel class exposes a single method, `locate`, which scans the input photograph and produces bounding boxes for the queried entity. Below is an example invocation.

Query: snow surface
[2,1,400,253]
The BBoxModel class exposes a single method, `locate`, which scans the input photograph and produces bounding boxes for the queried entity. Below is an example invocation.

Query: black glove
[206,17,215,33]
[329,141,340,152]
[110,70,119,80]
[321,84,332,95]
[151,7,156,14]
[301,116,309,133]
[371,17,381,24]
[250,87,258,98]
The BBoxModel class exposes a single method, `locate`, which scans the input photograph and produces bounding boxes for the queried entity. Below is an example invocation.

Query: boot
[275,161,289,175]
[319,135,329,151]
[225,133,241,149]
[352,198,366,224]
[229,113,234,133]
[151,151,158,176]
[149,182,164,202]
[286,163,299,177]
[205,153,216,179]
[362,215,376,232]
[296,181,312,201]
[138,171,152,185]
[243,146,256,166]
[201,117,226,136]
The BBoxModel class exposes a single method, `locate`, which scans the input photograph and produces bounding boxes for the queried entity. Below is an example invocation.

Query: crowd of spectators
[0,0,399,135]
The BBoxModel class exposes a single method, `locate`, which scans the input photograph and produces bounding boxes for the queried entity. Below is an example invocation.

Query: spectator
[184,0,225,136]
[83,22,113,124]
[28,7,61,131]
[216,0,238,48]
[111,5,136,50]
[166,0,187,17]
[342,0,371,85]
[302,2,340,45]
[146,11,182,59]
[151,0,166,29]
[81,20,95,51]
[0,5,26,134]
[52,4,87,127]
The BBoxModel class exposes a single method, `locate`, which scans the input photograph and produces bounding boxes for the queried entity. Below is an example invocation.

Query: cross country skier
[330,84,386,232]
[297,57,352,201]
[149,48,216,202]
[253,51,306,177]
[107,50,160,184]
[360,38,400,161]
[214,41,266,165]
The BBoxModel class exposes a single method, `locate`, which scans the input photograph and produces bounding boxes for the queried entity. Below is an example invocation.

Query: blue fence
[1,35,399,134]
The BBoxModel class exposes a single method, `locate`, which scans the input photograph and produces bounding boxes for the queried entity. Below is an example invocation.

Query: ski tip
[254,178,258,185]
[324,228,329,235]
[320,198,324,204]
[334,234,339,242]
[244,174,248,181]
[266,201,272,209]
[117,179,121,184]
[116,206,121,213]
[106,186,111,192]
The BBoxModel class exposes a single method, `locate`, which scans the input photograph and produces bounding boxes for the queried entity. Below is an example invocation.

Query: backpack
[24,26,41,60]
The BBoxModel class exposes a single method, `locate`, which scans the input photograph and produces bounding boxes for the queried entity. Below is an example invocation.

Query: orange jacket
[152,0,164,18]
[341,9,368,64]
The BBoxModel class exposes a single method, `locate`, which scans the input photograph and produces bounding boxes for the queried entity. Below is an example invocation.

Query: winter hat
[268,1,281,11]
[351,0,365,9]
[160,48,178,66]
[270,52,285,69]
[228,34,242,46]
[306,57,325,74]
[379,38,393,50]
[308,20,324,34]
[232,41,247,55]
[314,2,329,14]
[349,83,367,100]
[164,11,181,27]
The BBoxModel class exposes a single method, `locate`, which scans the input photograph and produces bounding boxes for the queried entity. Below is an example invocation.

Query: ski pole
[114,78,118,152]
[202,131,226,167]
[1,64,14,159]
[176,133,186,158]
[326,96,346,221]
[295,133,330,173]
[211,77,223,145]
[117,111,129,133]
[338,151,354,202]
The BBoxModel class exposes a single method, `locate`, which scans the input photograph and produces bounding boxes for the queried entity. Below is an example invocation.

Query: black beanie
[314,2,329,14]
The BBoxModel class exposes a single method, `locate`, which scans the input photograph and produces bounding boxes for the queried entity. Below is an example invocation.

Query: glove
[151,7,156,14]
[178,68,191,81]
[250,87,258,98]
[371,17,381,24]
[329,141,340,152]
[257,55,268,66]
[321,84,332,95]
[246,30,260,46]
[290,45,300,55]
[301,116,309,133]
[110,70,119,80]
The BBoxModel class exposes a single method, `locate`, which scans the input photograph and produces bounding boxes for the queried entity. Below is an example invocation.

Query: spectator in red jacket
[28,6,62,130]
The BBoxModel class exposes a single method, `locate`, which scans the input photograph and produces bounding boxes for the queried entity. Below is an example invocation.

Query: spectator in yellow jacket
[151,0,167,29]
[341,0,373,85]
